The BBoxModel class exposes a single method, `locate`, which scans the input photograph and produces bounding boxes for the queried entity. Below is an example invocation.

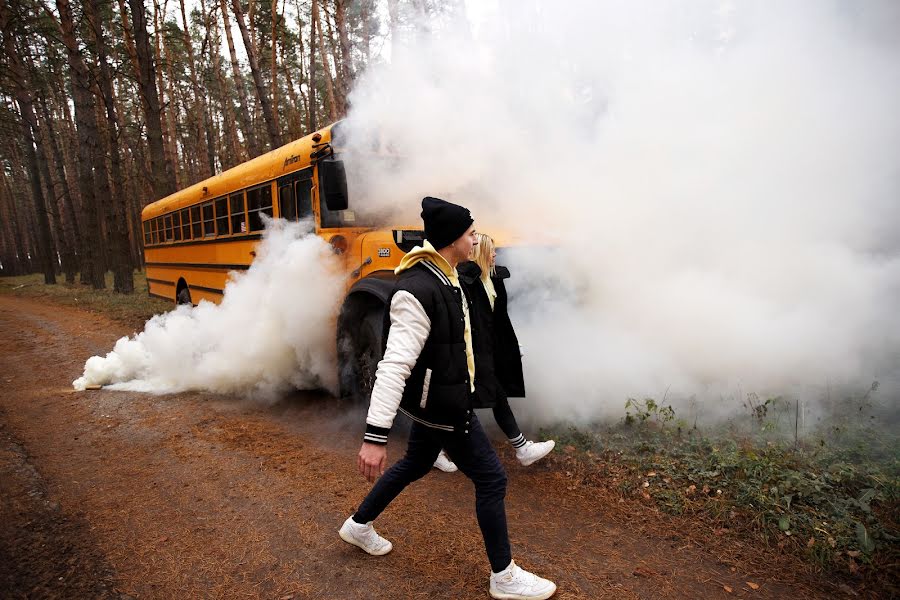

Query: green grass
[543,398,899,583]
[0,271,173,329]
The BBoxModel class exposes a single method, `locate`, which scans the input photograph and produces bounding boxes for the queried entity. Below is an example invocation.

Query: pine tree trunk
[270,0,280,138]
[278,27,302,140]
[179,0,215,178]
[156,1,183,188]
[334,0,353,108]
[307,0,318,131]
[87,0,135,294]
[54,0,106,288]
[37,95,79,283]
[220,0,261,158]
[0,168,30,275]
[230,0,282,149]
[312,0,337,122]
[1,0,57,284]
[127,0,176,201]
[323,1,346,114]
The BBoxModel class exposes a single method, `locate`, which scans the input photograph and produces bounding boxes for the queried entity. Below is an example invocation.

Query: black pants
[491,394,522,441]
[353,415,512,572]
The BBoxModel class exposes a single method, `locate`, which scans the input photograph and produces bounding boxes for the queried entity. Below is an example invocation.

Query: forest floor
[0,288,888,599]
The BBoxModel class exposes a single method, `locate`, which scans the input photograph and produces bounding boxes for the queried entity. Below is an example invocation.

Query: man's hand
[358,442,387,482]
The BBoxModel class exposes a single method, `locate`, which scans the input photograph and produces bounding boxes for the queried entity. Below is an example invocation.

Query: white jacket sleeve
[363,290,431,444]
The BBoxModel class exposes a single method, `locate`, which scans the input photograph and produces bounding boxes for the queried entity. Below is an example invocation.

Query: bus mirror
[321,157,349,211]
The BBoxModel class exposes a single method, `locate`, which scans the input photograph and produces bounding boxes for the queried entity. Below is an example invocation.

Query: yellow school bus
[141,121,421,398]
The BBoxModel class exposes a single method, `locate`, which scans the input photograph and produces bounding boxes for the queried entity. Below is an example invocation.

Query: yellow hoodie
[395,241,475,393]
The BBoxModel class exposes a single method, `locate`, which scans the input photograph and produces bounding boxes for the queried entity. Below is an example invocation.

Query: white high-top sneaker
[489,560,557,599]
[515,440,556,466]
[433,449,458,472]
[338,516,393,556]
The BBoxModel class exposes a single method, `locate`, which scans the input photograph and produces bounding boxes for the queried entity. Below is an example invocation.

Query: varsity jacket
[363,241,476,445]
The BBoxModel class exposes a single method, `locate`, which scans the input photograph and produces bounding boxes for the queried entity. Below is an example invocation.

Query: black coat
[458,261,526,408]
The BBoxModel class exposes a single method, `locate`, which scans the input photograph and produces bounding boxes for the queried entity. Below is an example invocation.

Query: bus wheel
[176,283,192,306]
[340,310,383,403]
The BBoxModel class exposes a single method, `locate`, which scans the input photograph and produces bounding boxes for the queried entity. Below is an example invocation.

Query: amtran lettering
[283,155,301,169]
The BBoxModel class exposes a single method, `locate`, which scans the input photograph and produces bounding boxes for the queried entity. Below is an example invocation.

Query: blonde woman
[434,234,555,472]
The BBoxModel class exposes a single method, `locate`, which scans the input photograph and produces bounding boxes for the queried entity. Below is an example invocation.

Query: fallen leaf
[747,581,760,590]
[156,536,168,543]
[846,550,861,558]
[723,585,733,593]
[647,471,657,477]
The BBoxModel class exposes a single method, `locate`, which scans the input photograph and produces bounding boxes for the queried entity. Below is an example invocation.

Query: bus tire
[176,283,192,306]
[339,307,384,403]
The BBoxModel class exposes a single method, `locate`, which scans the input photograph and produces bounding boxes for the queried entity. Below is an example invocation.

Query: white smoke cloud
[73,220,346,399]
[344,0,900,423]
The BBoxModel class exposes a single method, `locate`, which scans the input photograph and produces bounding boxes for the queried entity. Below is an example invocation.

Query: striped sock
[509,434,527,449]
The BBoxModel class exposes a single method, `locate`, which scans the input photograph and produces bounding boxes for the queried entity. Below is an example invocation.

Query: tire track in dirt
[0,295,836,598]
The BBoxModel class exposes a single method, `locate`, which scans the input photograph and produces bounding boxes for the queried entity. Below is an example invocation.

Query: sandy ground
[0,294,846,599]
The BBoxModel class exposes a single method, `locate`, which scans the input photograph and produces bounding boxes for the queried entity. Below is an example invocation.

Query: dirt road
[0,295,839,599]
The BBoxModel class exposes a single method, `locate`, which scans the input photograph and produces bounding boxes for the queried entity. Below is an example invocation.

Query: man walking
[339,197,557,600]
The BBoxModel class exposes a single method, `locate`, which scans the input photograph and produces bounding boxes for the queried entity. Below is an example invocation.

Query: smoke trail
[343,0,900,423]
[73,220,346,400]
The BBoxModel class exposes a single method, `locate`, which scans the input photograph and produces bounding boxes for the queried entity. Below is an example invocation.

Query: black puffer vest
[382,262,474,431]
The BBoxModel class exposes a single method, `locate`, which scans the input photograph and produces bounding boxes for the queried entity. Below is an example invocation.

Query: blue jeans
[353,414,512,572]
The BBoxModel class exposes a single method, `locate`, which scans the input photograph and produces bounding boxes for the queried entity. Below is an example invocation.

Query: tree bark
[37,94,80,283]
[180,0,216,178]
[220,0,261,157]
[312,0,337,122]
[53,0,106,288]
[323,0,346,114]
[127,0,176,201]
[307,0,318,131]
[230,0,281,149]
[155,0,183,187]
[334,0,353,109]
[269,0,280,138]
[1,0,57,284]
[87,0,135,293]
[206,0,241,167]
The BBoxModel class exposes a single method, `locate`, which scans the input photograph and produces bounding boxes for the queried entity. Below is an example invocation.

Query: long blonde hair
[471,233,496,280]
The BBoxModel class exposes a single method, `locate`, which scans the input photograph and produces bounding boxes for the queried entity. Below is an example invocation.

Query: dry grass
[0,271,171,330]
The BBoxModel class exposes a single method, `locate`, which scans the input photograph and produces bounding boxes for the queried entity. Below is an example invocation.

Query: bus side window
[180,208,190,240]
[151,218,159,245]
[296,179,312,218]
[230,192,246,234]
[214,197,229,235]
[191,206,201,239]
[279,184,296,221]
[143,221,151,245]
[247,185,272,232]
[202,202,215,237]
[173,211,182,241]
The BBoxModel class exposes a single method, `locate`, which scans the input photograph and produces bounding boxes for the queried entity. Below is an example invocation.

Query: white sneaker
[433,449,458,472]
[516,440,556,466]
[490,560,557,599]
[338,516,393,556]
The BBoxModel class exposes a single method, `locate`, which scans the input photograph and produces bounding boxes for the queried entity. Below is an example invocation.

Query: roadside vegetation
[0,271,170,330]
[543,391,899,595]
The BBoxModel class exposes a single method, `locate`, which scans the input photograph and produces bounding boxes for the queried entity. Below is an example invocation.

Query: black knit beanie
[421,196,474,250]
